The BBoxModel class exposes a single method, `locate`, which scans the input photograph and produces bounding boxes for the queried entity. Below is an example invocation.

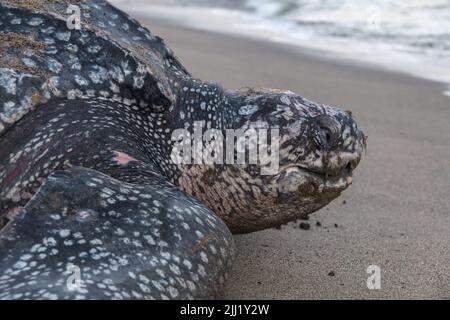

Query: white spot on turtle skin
[41,26,55,34]
[114,228,125,236]
[120,60,132,76]
[43,237,57,247]
[74,75,89,86]
[198,265,207,278]
[28,17,43,26]
[168,286,179,298]
[87,45,102,53]
[71,62,82,70]
[110,82,120,93]
[183,260,193,270]
[45,76,62,96]
[21,58,37,68]
[73,232,83,239]
[67,89,83,99]
[0,71,17,95]
[47,58,63,73]
[200,252,209,263]
[59,229,70,238]
[156,269,165,278]
[55,32,71,42]
[195,231,204,238]
[20,254,33,261]
[239,105,259,116]
[13,261,27,269]
[66,44,78,53]
[133,75,145,89]
[186,280,196,291]
[151,280,164,292]
[75,209,98,222]
[143,235,155,245]
[4,101,16,112]
[109,66,125,83]
[169,264,181,276]
[89,66,109,84]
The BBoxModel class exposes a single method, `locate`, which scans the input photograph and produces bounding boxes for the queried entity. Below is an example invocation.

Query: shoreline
[111,2,450,97]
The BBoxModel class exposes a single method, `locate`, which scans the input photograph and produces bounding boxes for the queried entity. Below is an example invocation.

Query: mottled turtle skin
[0,0,365,299]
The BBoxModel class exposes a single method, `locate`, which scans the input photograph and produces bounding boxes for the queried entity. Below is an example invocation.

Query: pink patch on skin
[112,151,137,166]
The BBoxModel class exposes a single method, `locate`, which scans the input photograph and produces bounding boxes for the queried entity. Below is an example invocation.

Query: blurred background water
[111,0,450,93]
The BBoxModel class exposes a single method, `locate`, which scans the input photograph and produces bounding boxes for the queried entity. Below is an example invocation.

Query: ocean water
[111,0,450,94]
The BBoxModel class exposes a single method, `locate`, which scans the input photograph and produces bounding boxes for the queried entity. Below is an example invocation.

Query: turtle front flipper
[0,167,234,300]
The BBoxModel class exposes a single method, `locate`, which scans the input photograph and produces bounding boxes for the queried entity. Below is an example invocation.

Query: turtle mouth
[273,163,353,195]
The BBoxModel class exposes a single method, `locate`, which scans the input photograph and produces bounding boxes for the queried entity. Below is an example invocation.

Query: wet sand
[140,18,450,299]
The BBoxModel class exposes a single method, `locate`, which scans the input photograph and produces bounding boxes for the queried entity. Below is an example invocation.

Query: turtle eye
[319,126,334,145]
[313,129,331,148]
[311,115,340,149]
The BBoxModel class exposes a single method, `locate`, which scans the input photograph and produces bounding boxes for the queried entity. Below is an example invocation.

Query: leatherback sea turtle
[0,0,365,299]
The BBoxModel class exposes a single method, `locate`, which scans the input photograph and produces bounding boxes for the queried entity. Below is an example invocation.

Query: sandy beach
[133,17,450,300]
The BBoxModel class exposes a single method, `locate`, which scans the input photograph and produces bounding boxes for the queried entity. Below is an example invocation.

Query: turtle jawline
[276,164,353,191]
[277,163,344,179]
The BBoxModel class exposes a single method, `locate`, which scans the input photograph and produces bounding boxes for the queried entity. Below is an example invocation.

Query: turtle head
[216,88,366,233]
[168,84,365,233]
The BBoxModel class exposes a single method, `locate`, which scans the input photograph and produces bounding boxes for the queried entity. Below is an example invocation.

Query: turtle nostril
[345,162,353,173]
[344,158,360,174]
[323,129,332,144]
